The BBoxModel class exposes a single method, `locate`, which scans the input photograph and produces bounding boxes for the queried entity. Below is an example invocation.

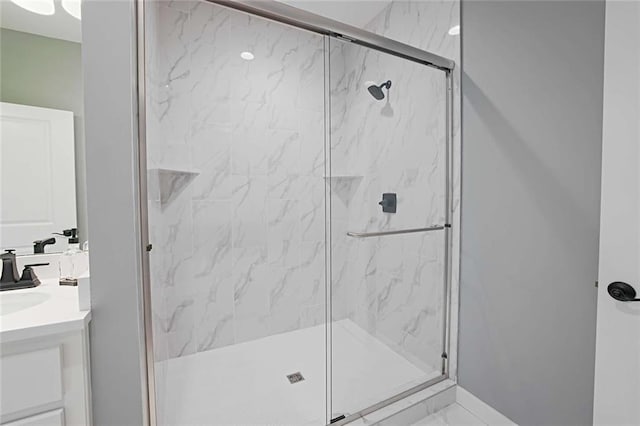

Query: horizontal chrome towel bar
[346,225,448,238]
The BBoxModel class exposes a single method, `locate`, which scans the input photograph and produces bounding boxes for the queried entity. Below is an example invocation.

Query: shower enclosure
[138,1,458,424]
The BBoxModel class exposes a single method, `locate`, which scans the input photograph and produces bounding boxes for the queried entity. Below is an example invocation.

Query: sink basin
[0,292,50,315]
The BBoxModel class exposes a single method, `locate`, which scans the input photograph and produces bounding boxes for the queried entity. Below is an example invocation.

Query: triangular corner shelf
[149,168,199,208]
[324,175,363,205]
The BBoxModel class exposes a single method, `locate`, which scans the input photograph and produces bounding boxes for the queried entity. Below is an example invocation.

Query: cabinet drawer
[0,347,63,416]
[3,409,64,426]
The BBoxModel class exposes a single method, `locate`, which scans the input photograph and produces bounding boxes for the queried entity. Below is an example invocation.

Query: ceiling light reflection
[10,0,55,16]
[62,0,81,20]
[240,51,255,61]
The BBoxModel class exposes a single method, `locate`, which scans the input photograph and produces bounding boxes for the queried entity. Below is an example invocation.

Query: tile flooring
[412,403,485,425]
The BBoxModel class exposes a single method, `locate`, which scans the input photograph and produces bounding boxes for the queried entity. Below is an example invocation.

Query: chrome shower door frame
[134,1,456,425]
[135,1,155,425]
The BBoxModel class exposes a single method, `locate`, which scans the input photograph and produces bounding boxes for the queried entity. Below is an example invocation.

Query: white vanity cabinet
[0,281,92,425]
[0,329,91,425]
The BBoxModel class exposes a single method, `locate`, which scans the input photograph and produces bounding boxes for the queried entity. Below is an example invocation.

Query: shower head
[367,80,392,100]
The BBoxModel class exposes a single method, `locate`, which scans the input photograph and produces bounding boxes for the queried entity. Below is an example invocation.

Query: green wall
[1,28,88,244]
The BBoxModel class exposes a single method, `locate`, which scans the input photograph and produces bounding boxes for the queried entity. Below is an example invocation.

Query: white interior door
[0,102,77,254]
[593,1,640,424]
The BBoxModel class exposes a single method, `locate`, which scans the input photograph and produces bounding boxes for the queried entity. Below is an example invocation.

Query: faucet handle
[19,263,49,286]
[1,249,20,284]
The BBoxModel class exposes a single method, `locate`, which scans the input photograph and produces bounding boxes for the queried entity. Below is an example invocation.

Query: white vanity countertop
[0,279,91,343]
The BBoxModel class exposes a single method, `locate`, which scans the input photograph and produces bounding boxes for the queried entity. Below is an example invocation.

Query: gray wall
[81,1,147,424]
[458,1,604,425]
[0,28,88,244]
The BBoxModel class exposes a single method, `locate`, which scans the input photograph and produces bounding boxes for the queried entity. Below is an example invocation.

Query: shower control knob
[607,281,640,302]
[378,193,397,213]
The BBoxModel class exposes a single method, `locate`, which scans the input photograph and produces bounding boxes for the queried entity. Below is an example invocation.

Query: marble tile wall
[145,0,327,363]
[145,0,460,383]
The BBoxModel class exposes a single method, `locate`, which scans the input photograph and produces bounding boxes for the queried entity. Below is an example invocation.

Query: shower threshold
[160,320,441,425]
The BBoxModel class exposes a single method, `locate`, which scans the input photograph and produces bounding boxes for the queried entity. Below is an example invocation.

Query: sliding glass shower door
[144,2,328,425]
[328,38,450,420]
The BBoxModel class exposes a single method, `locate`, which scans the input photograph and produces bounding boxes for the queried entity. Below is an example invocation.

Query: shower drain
[286,372,305,384]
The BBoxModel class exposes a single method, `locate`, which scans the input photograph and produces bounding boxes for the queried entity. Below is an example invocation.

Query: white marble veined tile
[234,314,270,344]
[267,172,310,200]
[230,100,271,131]
[156,190,194,294]
[164,293,197,358]
[152,142,193,176]
[300,178,326,242]
[145,0,460,373]
[190,199,232,292]
[167,329,195,358]
[151,4,193,146]
[300,303,325,329]
[298,109,325,176]
[297,36,326,112]
[231,175,268,248]
[296,241,325,307]
[232,246,269,318]
[267,198,300,241]
[151,286,169,362]
[231,126,268,176]
[190,125,230,169]
[187,2,232,112]
[162,285,195,333]
[268,266,303,334]
[194,275,234,352]
[267,238,299,269]
[367,0,459,59]
[189,129,232,200]
[267,129,301,176]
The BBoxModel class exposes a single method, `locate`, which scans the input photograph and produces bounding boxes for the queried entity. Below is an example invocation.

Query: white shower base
[162,319,441,426]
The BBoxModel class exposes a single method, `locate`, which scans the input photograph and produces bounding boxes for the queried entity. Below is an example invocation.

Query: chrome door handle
[346,225,447,238]
[607,282,640,302]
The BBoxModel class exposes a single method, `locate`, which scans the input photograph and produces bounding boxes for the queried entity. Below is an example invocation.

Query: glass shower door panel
[144,2,328,425]
[328,38,448,418]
